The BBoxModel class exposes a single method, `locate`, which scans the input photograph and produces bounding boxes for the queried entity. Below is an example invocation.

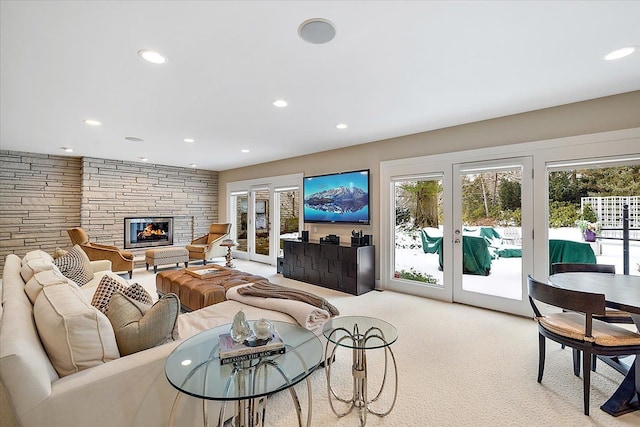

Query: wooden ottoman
[145,247,189,273]
[156,266,267,311]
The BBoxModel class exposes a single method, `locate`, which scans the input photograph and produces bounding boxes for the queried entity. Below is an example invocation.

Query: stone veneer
[0,150,219,273]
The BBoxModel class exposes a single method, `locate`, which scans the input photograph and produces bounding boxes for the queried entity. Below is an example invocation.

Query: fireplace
[124,217,173,249]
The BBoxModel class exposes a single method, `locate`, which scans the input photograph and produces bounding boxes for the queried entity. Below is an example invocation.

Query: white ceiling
[1,1,639,171]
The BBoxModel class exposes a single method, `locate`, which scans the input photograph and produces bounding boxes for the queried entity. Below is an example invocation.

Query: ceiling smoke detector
[298,18,336,44]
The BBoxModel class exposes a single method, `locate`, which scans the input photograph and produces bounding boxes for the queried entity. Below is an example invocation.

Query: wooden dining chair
[551,262,632,376]
[527,275,640,415]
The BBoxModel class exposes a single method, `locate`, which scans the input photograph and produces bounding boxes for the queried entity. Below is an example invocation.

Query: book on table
[218,329,285,365]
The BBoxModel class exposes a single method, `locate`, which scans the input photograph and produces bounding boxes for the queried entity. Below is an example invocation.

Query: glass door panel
[232,193,248,253]
[453,158,533,316]
[392,175,444,288]
[252,189,271,261]
[276,189,300,257]
[547,162,640,276]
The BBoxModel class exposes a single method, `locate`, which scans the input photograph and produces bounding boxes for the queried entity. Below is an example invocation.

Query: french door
[452,157,533,316]
[385,157,533,316]
[227,174,303,265]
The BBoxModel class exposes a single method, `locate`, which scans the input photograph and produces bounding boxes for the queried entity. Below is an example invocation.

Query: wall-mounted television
[303,169,370,224]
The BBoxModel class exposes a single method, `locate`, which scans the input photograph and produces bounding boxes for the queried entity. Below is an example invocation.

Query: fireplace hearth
[124,217,173,249]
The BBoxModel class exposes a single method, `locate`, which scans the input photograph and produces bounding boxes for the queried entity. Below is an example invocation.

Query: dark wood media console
[282,239,375,295]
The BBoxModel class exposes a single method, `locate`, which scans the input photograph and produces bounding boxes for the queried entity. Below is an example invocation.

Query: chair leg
[573,349,581,377]
[583,350,591,416]
[538,334,546,383]
[128,271,133,279]
[591,354,597,372]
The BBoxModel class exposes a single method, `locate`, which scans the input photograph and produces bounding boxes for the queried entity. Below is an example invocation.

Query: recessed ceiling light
[241,149,250,153]
[138,49,167,64]
[336,123,348,130]
[184,138,195,143]
[61,147,73,153]
[298,18,336,44]
[604,46,636,61]
[190,163,197,168]
[139,157,148,162]
[84,119,101,126]
[273,99,288,108]
[124,136,144,142]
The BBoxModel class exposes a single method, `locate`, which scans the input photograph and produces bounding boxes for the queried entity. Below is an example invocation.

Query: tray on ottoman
[156,266,267,311]
[184,265,232,279]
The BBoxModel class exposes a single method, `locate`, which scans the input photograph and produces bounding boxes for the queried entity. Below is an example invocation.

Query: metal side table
[323,316,398,426]
[166,320,322,427]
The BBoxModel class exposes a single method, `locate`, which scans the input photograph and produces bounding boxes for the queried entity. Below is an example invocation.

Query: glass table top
[323,316,398,349]
[165,320,322,401]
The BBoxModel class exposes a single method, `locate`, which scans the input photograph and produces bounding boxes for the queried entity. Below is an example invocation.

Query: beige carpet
[3,260,640,426]
[137,260,640,427]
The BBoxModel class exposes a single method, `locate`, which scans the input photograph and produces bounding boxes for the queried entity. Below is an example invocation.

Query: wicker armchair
[186,223,232,265]
[67,227,134,278]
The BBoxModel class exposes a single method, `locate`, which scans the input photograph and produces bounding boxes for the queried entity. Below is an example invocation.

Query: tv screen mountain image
[303,169,370,224]
[304,186,368,213]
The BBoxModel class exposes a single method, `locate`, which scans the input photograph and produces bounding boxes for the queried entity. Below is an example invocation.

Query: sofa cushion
[53,244,94,286]
[33,282,120,377]
[25,267,69,304]
[20,250,55,282]
[107,293,180,356]
[21,249,54,265]
[20,258,55,283]
[91,274,153,314]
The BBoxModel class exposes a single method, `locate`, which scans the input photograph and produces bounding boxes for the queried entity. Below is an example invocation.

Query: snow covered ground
[394,226,640,300]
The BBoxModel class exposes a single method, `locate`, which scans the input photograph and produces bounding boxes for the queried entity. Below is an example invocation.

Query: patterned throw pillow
[91,275,125,313]
[53,245,94,286]
[107,292,180,356]
[122,283,153,306]
[91,275,153,314]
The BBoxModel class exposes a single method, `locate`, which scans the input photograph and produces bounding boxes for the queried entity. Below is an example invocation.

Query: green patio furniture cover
[421,228,442,254]
[463,226,502,241]
[438,235,492,276]
[548,239,596,274]
[497,247,523,258]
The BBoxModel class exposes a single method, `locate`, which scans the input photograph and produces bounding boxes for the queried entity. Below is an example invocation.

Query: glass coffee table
[165,320,323,427]
[323,316,398,426]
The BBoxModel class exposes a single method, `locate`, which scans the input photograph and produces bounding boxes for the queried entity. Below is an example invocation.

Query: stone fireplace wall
[0,150,219,273]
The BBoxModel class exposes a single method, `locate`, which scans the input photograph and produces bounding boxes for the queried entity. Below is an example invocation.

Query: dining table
[548,272,640,416]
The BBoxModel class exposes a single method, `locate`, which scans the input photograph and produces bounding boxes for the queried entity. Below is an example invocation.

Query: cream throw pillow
[107,293,180,356]
[21,249,54,264]
[34,282,120,377]
[25,266,69,304]
[20,250,55,282]
[20,258,55,283]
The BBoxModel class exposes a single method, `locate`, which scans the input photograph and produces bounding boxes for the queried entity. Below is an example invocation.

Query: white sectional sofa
[0,251,308,427]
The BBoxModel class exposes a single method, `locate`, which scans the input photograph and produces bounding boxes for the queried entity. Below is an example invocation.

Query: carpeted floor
[134,260,640,427]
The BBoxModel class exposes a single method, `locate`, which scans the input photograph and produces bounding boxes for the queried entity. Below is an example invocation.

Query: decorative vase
[253,318,274,340]
[230,309,251,343]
